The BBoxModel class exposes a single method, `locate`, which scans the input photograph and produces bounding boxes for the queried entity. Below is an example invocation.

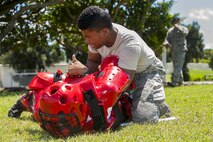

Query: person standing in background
[164,17,189,87]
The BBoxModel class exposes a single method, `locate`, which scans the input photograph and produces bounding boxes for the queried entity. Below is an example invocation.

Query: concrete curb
[183,81,213,85]
[164,81,213,87]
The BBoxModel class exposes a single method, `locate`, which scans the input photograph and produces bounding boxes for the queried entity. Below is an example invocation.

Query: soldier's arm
[174,24,189,36]
[86,51,102,73]
[120,68,136,87]
[163,31,171,48]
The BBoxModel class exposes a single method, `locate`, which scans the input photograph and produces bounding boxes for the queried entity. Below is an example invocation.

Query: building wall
[0,64,68,88]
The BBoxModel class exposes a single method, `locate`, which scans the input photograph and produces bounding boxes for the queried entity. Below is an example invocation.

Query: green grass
[0,85,213,141]
[166,69,213,82]
[189,70,213,81]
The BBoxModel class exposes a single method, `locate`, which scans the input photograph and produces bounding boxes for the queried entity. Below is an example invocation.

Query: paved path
[164,81,213,87]
[183,81,213,85]
[165,63,212,73]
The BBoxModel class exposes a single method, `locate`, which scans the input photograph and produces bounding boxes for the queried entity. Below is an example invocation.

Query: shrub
[209,56,213,70]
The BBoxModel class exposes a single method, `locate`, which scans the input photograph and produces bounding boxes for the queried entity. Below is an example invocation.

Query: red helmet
[36,80,93,138]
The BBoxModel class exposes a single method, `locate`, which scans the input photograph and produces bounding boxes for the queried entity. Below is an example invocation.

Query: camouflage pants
[171,51,186,85]
[131,58,169,123]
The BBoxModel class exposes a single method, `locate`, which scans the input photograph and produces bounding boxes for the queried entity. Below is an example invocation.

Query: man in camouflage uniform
[164,17,189,87]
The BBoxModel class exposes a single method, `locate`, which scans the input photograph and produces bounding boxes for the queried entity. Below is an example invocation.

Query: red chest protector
[25,55,132,138]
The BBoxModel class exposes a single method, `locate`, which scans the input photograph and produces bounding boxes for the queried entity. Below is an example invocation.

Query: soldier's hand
[174,24,179,28]
[163,43,171,48]
[165,44,171,48]
[67,54,88,77]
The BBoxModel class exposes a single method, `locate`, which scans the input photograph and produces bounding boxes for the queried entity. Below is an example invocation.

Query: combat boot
[8,99,25,118]
[158,102,172,118]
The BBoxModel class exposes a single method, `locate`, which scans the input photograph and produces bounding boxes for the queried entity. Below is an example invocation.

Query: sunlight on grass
[166,69,213,82]
[189,70,213,81]
[0,85,213,141]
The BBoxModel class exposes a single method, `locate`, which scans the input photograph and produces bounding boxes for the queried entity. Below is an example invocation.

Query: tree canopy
[182,22,205,81]
[0,0,65,71]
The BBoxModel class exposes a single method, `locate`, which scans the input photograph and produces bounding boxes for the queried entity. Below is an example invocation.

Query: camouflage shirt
[164,24,188,53]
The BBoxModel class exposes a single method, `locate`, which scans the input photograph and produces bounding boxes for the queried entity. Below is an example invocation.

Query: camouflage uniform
[164,24,188,86]
[131,57,170,123]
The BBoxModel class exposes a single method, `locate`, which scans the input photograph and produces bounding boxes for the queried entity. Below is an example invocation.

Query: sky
[158,0,213,49]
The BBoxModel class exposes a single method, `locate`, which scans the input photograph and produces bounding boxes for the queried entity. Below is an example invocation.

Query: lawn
[0,84,213,142]
[166,69,213,82]
[189,70,213,81]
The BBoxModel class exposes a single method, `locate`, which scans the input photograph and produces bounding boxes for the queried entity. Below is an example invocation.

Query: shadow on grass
[26,128,56,140]
[20,114,130,140]
[1,87,27,92]
[0,87,27,97]
[24,123,92,140]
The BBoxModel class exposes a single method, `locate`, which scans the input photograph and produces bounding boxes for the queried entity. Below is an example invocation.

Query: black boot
[8,100,25,118]
[158,102,172,118]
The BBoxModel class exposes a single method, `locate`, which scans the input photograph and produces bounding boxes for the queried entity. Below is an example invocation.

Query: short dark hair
[77,6,113,31]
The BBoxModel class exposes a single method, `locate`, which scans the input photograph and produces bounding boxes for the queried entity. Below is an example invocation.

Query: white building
[0,63,68,88]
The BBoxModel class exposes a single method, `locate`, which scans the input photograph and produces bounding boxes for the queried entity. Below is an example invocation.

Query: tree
[0,0,99,68]
[209,56,213,70]
[0,0,64,42]
[182,21,205,81]
[0,0,66,72]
